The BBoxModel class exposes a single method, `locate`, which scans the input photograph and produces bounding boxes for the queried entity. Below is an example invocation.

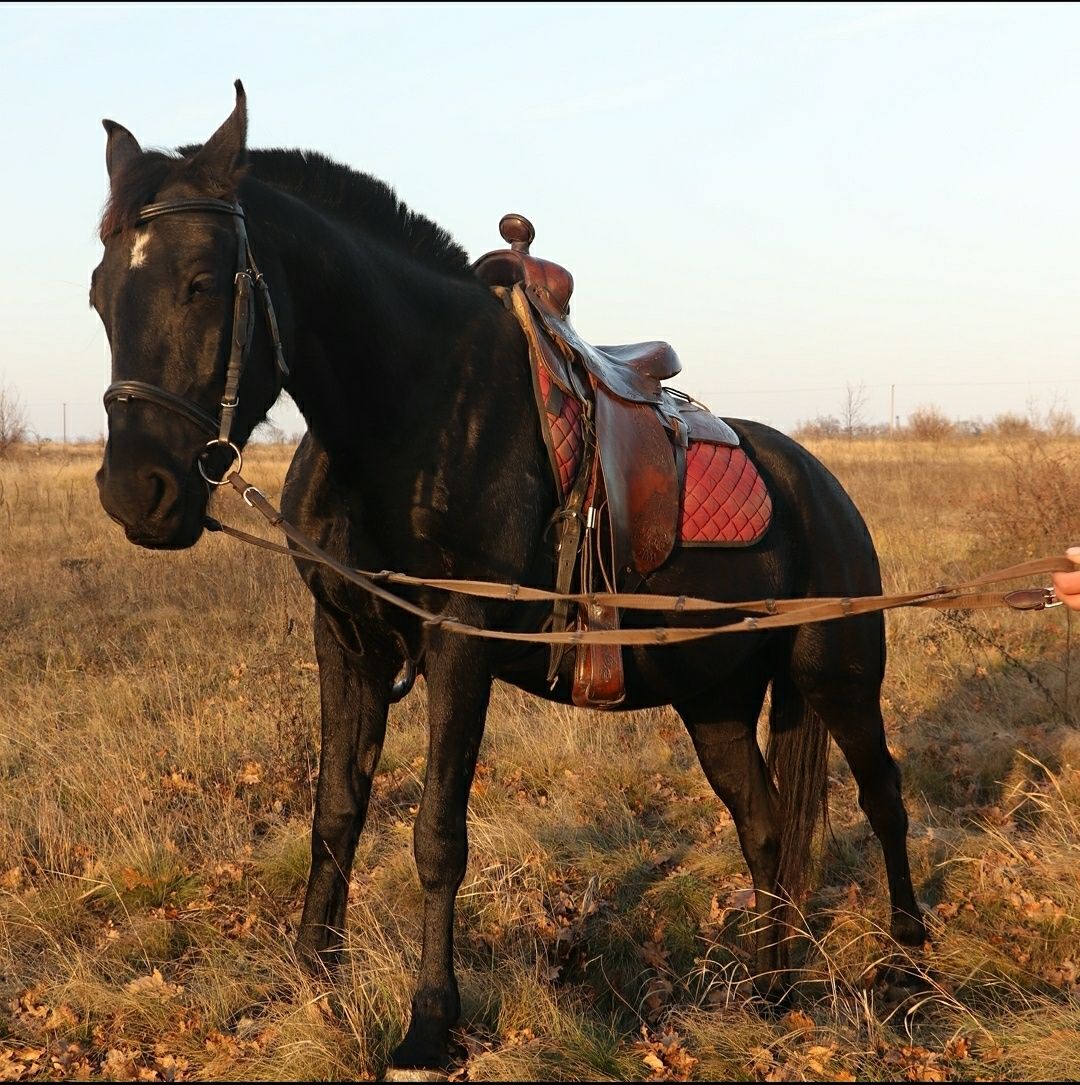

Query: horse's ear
[190,79,247,188]
[102,119,142,184]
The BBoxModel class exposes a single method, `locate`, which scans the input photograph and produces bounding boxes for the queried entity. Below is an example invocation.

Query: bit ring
[198,440,243,486]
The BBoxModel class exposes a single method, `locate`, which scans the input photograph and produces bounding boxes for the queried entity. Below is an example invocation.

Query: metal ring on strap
[197,440,244,486]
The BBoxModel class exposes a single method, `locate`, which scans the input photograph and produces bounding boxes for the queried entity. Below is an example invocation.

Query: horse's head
[93,82,284,549]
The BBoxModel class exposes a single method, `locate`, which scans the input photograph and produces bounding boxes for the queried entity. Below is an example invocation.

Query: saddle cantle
[473,214,771,708]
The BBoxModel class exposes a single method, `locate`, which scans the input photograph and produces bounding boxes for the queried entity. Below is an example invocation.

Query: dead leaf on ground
[125,969,183,999]
[780,1009,816,1034]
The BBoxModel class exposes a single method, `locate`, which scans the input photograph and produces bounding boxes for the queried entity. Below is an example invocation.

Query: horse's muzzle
[96,455,206,550]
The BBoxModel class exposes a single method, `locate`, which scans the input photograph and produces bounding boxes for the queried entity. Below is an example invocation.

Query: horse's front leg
[296,605,396,971]
[391,632,490,1072]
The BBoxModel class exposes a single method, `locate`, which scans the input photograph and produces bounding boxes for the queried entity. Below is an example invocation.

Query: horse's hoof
[382,1069,449,1083]
[890,908,929,949]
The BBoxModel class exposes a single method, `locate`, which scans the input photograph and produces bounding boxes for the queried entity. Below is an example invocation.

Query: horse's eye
[189,273,215,297]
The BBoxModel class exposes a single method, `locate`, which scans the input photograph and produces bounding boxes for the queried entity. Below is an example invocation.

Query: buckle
[1004,587,1062,611]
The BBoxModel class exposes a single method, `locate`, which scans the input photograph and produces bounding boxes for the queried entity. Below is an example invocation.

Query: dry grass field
[1,434,1078,1081]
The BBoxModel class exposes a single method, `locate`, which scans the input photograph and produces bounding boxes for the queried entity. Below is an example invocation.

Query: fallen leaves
[0,1037,94,1082]
[236,761,263,786]
[535,873,604,980]
[779,1009,816,1034]
[0,1046,46,1083]
[881,1044,948,1082]
[633,1027,698,1081]
[125,969,184,1000]
[9,989,78,1033]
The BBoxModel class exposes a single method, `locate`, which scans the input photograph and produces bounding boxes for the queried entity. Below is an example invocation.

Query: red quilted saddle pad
[680,443,771,545]
[536,367,771,547]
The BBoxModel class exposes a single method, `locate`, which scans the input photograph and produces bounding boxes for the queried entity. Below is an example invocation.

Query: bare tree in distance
[840,380,868,440]
[0,381,28,457]
[1039,390,1077,438]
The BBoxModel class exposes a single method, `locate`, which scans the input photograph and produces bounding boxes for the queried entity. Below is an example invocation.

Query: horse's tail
[766,671,829,925]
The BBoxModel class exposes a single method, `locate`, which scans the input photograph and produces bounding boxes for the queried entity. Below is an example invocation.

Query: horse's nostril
[147,472,165,511]
[143,468,179,519]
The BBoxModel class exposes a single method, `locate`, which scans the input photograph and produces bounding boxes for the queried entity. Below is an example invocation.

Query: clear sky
[2,1,1078,439]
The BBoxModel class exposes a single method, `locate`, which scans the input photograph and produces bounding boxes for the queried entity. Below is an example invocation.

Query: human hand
[1051,547,1080,611]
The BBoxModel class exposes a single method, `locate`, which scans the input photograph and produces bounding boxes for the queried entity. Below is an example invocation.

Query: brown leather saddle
[474,214,741,708]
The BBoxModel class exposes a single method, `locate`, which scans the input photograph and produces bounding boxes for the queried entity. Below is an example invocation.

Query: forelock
[98,149,241,241]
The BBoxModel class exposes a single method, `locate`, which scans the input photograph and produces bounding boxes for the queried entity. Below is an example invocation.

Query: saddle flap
[594,382,680,575]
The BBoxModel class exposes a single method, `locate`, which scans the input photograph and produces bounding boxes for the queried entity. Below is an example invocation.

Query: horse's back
[725,418,882,596]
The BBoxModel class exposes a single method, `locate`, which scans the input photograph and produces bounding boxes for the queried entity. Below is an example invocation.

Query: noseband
[102,197,288,485]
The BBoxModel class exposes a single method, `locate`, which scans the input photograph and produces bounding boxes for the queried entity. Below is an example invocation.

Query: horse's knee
[413,815,466,893]
[313,807,357,853]
[753,822,781,867]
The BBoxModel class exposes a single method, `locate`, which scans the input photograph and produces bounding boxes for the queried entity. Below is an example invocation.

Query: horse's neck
[258,190,535,502]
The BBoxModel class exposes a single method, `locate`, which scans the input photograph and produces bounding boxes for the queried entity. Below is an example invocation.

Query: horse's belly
[493,634,768,710]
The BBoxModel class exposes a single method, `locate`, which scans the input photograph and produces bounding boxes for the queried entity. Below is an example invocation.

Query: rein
[104,195,1071,647]
[207,471,1069,645]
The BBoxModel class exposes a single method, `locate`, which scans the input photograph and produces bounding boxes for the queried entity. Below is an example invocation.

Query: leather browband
[137,198,244,223]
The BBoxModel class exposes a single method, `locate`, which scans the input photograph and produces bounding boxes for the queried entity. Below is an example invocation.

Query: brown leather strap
[213,474,1070,646]
[546,409,597,681]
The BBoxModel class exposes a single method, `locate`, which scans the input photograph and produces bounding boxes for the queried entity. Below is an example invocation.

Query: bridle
[102,197,288,485]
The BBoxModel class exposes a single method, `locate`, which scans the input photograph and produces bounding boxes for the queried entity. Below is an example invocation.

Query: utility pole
[890,385,895,435]
[62,403,67,450]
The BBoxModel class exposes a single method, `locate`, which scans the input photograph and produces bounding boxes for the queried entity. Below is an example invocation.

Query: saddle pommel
[499,213,535,253]
[474,212,575,316]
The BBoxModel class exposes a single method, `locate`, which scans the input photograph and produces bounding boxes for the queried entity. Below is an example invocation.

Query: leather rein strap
[209,471,1070,645]
[102,197,288,482]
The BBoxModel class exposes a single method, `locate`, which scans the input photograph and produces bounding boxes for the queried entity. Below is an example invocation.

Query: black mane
[100,145,472,276]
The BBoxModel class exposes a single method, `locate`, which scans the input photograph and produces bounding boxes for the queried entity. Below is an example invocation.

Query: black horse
[92,84,925,1072]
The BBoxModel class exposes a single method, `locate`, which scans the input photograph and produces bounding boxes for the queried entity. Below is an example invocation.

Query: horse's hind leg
[296,606,396,971]
[792,620,926,947]
[676,666,789,998]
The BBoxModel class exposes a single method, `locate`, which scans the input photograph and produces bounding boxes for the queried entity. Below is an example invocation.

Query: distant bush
[0,382,28,456]
[906,404,954,440]
[976,434,1080,563]
[791,401,1078,442]
[792,415,843,439]
[988,412,1035,439]
[1043,406,1076,438]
